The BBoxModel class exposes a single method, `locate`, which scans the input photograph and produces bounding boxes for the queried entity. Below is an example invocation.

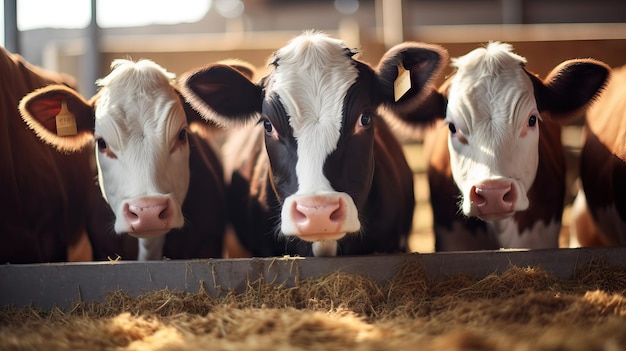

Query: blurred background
[3,0,625,95]
[3,0,626,252]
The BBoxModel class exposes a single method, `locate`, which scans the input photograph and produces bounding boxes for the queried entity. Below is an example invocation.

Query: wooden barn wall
[88,39,626,92]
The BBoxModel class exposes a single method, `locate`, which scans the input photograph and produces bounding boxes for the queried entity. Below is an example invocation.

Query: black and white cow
[180,31,448,256]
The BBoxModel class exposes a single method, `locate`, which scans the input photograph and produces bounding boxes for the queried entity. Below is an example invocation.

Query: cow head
[180,31,447,256]
[442,42,609,221]
[20,59,197,259]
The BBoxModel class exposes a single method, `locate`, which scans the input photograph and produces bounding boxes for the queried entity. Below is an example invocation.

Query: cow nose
[291,196,347,241]
[470,180,517,219]
[124,197,173,234]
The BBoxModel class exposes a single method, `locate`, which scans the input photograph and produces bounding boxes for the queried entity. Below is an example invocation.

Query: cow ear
[19,84,95,152]
[376,42,448,123]
[216,58,257,81]
[530,59,610,122]
[178,63,263,128]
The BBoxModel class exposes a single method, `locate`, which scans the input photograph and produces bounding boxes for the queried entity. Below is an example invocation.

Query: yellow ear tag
[55,100,78,136]
[394,63,412,102]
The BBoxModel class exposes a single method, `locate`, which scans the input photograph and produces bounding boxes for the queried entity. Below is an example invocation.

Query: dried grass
[1,258,625,350]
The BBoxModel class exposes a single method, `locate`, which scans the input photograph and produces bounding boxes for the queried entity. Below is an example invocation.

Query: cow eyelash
[258,117,279,139]
[445,120,468,144]
[177,128,188,142]
[257,117,273,133]
[96,138,107,150]
[95,137,117,158]
[358,113,373,128]
[448,123,457,134]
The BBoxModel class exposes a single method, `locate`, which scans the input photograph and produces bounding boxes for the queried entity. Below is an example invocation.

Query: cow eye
[96,138,107,150]
[178,129,188,142]
[448,123,457,134]
[528,115,537,127]
[262,119,273,134]
[359,113,372,127]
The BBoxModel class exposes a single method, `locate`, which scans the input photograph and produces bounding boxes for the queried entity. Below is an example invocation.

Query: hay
[1,258,625,350]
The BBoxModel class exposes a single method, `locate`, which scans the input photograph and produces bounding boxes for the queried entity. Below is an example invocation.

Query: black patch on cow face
[324,62,378,209]
[261,93,298,203]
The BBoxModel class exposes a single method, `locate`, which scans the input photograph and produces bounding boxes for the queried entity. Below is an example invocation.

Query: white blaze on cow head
[266,34,361,250]
[93,60,190,238]
[445,43,537,220]
[444,42,610,222]
[20,59,193,260]
[180,31,448,256]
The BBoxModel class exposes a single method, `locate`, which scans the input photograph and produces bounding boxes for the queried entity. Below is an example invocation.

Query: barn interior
[2,0,626,349]
[6,0,625,252]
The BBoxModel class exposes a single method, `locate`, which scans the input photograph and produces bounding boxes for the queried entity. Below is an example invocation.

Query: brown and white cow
[20,59,227,260]
[179,31,448,257]
[402,42,609,251]
[571,64,625,246]
[1,47,95,263]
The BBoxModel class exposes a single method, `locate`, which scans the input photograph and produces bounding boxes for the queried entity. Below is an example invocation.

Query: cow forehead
[94,60,185,149]
[265,33,359,140]
[447,42,536,133]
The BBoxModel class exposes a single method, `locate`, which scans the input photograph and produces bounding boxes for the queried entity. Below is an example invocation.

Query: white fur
[265,32,361,248]
[94,59,190,260]
[446,42,539,217]
[138,235,167,261]
[491,217,560,249]
[312,241,338,257]
[436,217,559,251]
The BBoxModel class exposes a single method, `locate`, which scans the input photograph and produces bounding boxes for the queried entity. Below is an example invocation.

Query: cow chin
[312,241,339,257]
[296,232,347,243]
[126,229,171,239]
[475,211,516,222]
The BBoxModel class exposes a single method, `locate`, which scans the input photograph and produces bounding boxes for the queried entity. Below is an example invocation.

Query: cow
[401,42,609,251]
[19,59,227,260]
[571,64,625,246]
[0,46,96,263]
[179,31,448,257]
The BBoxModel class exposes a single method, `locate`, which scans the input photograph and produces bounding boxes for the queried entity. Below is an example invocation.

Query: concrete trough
[1,247,625,310]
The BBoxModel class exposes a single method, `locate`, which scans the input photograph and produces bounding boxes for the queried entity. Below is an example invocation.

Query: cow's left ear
[376,42,448,122]
[19,84,95,152]
[529,59,610,122]
[179,63,263,128]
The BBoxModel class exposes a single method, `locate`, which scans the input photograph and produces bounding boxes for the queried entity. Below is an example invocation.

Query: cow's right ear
[19,84,95,152]
[178,64,263,128]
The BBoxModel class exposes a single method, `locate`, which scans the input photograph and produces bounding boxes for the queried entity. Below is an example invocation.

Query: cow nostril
[329,204,345,222]
[503,185,516,204]
[292,202,307,223]
[158,203,170,220]
[125,204,139,219]
[470,186,486,205]
[503,190,513,202]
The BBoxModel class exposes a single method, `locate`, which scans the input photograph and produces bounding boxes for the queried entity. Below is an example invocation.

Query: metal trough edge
[1,247,624,310]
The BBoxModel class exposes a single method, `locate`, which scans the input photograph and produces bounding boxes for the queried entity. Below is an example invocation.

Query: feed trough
[1,247,625,350]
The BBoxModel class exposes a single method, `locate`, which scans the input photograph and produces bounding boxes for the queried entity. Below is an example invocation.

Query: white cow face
[93,60,190,238]
[445,42,540,221]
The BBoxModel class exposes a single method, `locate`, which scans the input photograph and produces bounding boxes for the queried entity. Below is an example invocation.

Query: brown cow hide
[0,47,95,263]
